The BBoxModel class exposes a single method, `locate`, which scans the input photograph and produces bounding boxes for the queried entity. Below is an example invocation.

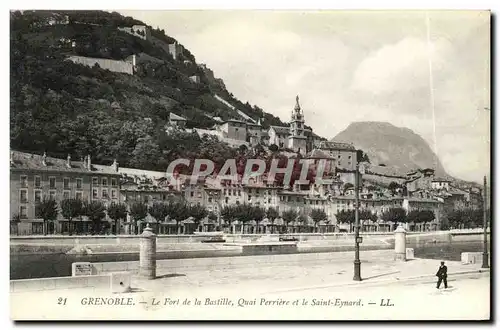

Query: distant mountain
[333,121,450,178]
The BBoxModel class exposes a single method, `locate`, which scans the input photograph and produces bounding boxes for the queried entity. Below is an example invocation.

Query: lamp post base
[353,260,361,281]
[481,252,489,269]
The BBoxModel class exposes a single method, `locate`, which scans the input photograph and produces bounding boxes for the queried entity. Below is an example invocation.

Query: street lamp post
[482,175,489,268]
[353,163,362,281]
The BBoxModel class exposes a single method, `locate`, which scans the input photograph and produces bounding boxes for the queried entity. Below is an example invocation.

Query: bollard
[139,224,156,279]
[394,224,407,261]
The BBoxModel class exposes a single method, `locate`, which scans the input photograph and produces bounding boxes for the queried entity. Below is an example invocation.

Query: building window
[76,178,82,189]
[19,205,28,220]
[197,192,202,198]
[20,175,28,188]
[75,191,83,200]
[102,177,108,186]
[238,190,241,196]
[190,191,194,197]
[49,190,56,200]
[19,189,28,203]
[34,190,42,203]
[63,191,70,200]
[49,177,56,189]
[111,178,117,186]
[102,188,108,199]
[225,197,229,203]
[208,197,213,203]
[63,178,70,190]
[111,189,117,199]
[92,189,98,199]
[34,176,41,188]
[92,177,99,186]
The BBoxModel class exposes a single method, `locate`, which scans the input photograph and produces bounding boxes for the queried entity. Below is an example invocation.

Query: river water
[10,241,487,280]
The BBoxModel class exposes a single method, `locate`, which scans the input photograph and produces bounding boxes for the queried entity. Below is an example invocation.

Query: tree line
[10,198,212,236]
[11,198,331,236]
[335,208,435,232]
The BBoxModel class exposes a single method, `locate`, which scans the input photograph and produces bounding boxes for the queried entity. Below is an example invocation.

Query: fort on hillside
[66,55,136,75]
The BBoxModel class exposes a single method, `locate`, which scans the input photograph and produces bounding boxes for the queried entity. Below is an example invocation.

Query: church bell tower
[288,95,307,155]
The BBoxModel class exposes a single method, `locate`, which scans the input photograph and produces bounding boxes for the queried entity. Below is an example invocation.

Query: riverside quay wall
[10,230,489,255]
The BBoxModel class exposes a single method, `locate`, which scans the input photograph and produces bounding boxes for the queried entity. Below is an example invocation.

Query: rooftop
[307,148,335,159]
[169,112,187,121]
[270,126,290,134]
[318,141,356,151]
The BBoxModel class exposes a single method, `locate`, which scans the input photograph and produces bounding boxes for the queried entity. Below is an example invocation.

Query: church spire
[294,95,301,111]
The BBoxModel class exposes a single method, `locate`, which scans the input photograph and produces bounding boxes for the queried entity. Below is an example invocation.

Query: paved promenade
[11,249,490,320]
[132,249,487,295]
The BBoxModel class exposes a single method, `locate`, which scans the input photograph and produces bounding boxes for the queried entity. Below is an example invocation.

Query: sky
[119,10,490,183]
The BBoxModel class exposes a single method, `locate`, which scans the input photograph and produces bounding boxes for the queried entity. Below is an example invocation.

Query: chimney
[87,155,91,171]
[42,152,47,166]
[66,154,71,168]
[112,159,119,172]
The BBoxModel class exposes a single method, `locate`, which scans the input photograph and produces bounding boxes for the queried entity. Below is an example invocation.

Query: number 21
[58,297,67,305]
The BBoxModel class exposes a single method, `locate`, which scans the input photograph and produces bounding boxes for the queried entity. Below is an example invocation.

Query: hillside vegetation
[10,10,288,171]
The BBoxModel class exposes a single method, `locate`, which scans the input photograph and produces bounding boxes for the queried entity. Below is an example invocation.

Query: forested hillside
[10,10,288,171]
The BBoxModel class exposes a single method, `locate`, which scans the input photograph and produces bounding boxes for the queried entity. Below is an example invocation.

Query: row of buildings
[11,139,481,235]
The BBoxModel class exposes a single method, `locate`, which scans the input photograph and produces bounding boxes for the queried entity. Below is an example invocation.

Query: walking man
[436,261,448,289]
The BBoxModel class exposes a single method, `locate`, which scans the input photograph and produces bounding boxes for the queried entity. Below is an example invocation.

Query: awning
[163,220,177,225]
[318,220,333,226]
[200,218,217,225]
[182,217,195,224]
[260,218,271,226]
[273,218,285,226]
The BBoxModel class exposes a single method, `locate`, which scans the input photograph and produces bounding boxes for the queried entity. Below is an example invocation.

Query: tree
[168,201,188,234]
[296,211,309,233]
[282,209,298,233]
[381,207,407,226]
[266,207,279,234]
[336,210,355,232]
[249,205,265,234]
[186,204,208,233]
[148,202,169,233]
[388,181,400,196]
[35,197,59,235]
[269,144,279,152]
[11,213,21,235]
[343,183,354,193]
[83,201,107,235]
[60,198,83,236]
[129,202,148,234]
[358,150,370,163]
[107,202,128,235]
[421,210,435,230]
[207,211,218,231]
[310,209,327,233]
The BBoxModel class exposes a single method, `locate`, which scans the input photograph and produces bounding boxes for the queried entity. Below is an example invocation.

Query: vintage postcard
[9,9,491,321]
